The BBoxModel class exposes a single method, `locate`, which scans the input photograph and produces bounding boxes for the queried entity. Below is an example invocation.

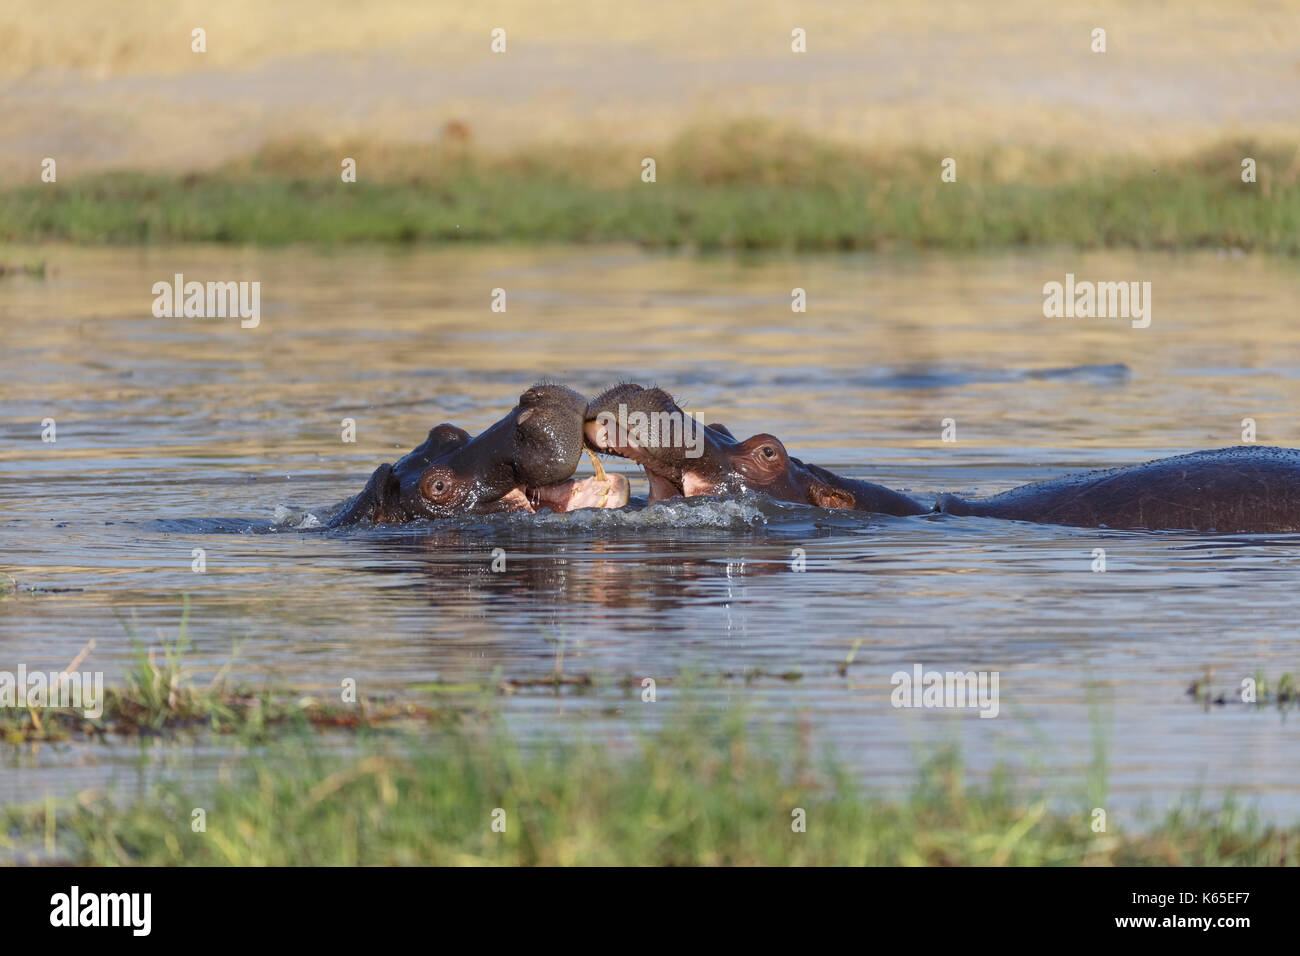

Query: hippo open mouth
[329,384,629,527]
[582,418,686,498]
[584,383,806,504]
[584,382,928,515]
[515,451,629,514]
[582,383,707,502]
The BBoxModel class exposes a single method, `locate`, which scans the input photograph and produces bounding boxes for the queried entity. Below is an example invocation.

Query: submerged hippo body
[329,384,627,526]
[584,384,929,516]
[937,446,1300,533]
[584,384,1300,532]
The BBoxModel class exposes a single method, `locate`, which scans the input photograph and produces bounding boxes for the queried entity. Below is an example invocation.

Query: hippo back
[937,446,1300,532]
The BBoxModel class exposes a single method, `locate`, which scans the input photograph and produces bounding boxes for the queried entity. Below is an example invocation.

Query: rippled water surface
[3,245,1300,817]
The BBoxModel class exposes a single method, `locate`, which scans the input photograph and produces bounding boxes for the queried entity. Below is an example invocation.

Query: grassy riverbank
[2,621,1296,866]
[5,707,1294,866]
[2,667,1295,864]
[2,125,1296,253]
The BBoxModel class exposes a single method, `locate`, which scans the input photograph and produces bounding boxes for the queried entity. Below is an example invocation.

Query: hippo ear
[396,424,470,472]
[707,423,736,440]
[421,424,471,459]
[807,479,856,511]
[330,463,400,526]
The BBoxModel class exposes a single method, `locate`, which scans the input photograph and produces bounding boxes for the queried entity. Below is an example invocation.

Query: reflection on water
[3,244,1300,817]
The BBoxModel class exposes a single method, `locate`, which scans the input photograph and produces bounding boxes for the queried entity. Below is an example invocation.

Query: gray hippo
[935,446,1300,532]
[330,384,627,526]
[583,383,929,516]
[584,384,1300,533]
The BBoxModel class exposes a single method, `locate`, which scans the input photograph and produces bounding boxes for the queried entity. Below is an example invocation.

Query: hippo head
[331,384,627,526]
[583,383,858,509]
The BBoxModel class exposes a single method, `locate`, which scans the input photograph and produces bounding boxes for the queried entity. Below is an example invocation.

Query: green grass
[5,610,1299,865]
[2,125,1297,252]
[0,602,474,745]
[4,707,1294,866]
[1189,667,1300,708]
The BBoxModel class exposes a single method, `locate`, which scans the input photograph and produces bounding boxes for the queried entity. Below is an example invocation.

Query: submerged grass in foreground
[0,602,482,744]
[4,708,1296,866]
[2,125,1297,252]
[4,617,1296,865]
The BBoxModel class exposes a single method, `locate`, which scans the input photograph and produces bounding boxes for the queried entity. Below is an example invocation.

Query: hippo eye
[761,446,776,459]
[422,472,456,501]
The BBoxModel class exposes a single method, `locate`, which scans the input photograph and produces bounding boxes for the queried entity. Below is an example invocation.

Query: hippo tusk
[584,449,612,507]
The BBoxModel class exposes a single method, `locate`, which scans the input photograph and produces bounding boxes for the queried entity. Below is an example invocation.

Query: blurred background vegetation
[1,0,1296,250]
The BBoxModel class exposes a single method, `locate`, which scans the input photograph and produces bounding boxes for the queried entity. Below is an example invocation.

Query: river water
[3,244,1299,820]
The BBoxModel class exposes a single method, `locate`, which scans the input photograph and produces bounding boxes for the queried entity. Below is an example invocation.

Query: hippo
[936,446,1300,532]
[583,384,929,516]
[584,384,1300,533]
[329,384,628,526]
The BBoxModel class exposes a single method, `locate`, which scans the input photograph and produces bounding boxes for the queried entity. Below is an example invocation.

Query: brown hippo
[582,383,929,516]
[584,384,1300,533]
[330,384,628,526]
[936,446,1300,532]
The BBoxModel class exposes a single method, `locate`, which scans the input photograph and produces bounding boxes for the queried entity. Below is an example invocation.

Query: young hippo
[330,384,628,526]
[582,383,928,516]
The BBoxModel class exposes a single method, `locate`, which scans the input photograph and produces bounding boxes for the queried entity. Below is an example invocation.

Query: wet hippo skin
[583,383,929,516]
[936,446,1300,532]
[585,384,1300,532]
[329,384,628,526]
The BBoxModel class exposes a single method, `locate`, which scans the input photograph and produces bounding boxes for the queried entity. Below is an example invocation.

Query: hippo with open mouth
[583,383,929,516]
[584,383,1300,533]
[329,384,628,526]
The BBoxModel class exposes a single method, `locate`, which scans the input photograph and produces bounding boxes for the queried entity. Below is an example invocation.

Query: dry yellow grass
[0,0,1296,175]
[5,1,1297,76]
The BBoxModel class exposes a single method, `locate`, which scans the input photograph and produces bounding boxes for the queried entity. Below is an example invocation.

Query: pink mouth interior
[500,473,630,514]
[584,419,687,503]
